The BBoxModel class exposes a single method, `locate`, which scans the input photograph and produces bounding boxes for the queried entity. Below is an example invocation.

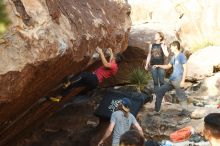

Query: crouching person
[48,47,123,101]
[98,98,144,146]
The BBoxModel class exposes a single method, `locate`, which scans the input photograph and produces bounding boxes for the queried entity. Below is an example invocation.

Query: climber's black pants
[60,72,99,96]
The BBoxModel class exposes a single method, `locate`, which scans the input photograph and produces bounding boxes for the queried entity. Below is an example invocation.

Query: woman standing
[145,32,169,90]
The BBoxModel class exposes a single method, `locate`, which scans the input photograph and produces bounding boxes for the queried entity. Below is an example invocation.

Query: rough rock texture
[128,0,220,49]
[15,87,220,146]
[0,0,131,145]
[128,23,176,51]
[128,0,152,25]
[140,100,220,139]
[16,95,101,146]
[187,46,220,80]
[188,72,220,97]
[14,88,136,146]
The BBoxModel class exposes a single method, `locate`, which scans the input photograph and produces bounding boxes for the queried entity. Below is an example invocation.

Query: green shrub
[129,67,151,91]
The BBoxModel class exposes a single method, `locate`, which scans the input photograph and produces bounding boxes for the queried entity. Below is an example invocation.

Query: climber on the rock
[152,40,189,116]
[48,47,124,102]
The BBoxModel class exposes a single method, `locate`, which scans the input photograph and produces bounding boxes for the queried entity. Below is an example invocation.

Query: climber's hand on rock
[108,48,113,54]
[96,47,103,54]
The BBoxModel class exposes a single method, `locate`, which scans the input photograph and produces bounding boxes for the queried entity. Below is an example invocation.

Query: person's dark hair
[120,130,145,146]
[170,41,181,50]
[115,53,124,64]
[204,113,220,138]
[157,32,164,42]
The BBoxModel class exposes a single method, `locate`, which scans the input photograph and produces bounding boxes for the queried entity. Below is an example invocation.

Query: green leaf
[129,67,151,86]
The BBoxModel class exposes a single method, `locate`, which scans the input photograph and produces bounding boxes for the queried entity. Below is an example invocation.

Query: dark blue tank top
[150,43,164,65]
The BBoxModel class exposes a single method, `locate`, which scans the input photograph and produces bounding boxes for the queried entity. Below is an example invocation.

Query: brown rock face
[0,0,131,145]
[16,97,101,146]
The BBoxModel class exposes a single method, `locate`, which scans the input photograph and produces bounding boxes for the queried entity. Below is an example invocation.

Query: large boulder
[128,0,220,49]
[187,46,220,80]
[128,0,179,25]
[128,23,176,51]
[16,93,101,146]
[0,0,131,145]
[188,72,220,97]
[128,0,153,25]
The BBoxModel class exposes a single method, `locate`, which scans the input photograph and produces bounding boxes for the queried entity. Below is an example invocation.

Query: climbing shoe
[48,96,62,102]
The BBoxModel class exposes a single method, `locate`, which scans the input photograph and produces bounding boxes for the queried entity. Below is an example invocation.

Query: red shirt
[94,60,118,83]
